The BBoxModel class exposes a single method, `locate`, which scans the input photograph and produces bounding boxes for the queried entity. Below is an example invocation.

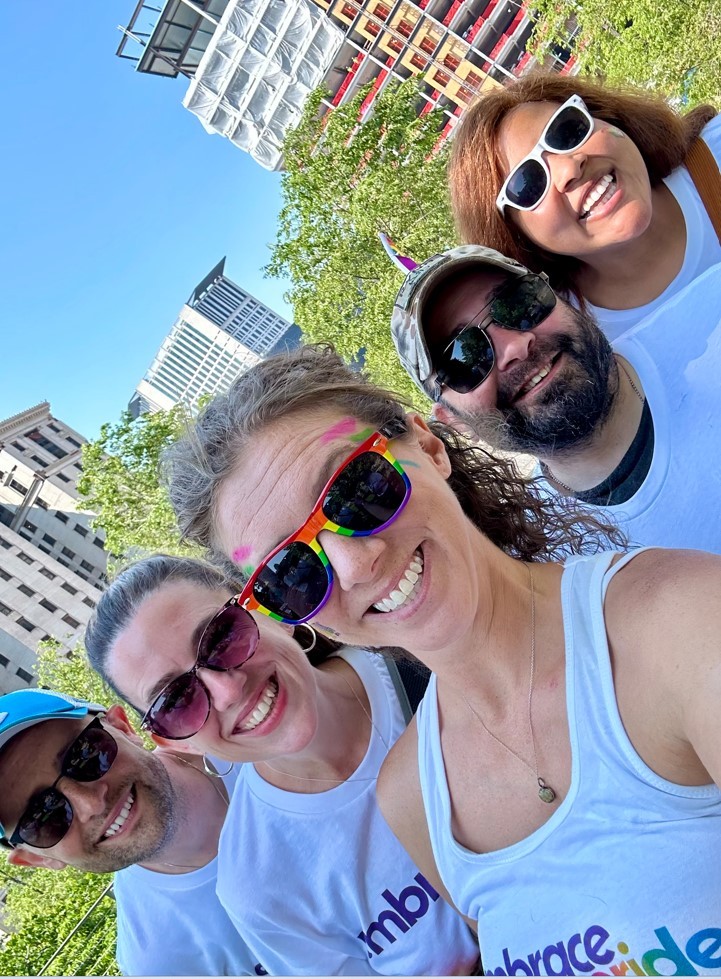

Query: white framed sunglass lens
[496,95,595,214]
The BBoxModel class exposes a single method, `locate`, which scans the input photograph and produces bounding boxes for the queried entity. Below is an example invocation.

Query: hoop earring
[296,623,317,653]
[203,755,234,778]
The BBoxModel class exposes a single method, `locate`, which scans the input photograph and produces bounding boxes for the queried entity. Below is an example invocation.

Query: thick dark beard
[443,308,618,456]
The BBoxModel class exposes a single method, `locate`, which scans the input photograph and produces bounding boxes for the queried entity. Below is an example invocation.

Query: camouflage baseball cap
[390,244,530,401]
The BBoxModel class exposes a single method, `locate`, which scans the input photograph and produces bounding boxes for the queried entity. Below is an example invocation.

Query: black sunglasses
[141,596,260,741]
[434,274,557,395]
[8,716,117,849]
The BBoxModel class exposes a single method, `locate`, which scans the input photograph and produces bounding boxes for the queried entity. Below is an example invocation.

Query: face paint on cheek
[231,545,254,565]
[242,564,255,578]
[607,126,626,139]
[396,458,420,469]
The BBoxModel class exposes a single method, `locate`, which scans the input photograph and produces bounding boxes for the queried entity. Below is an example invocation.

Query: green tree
[0,866,119,976]
[34,638,119,707]
[531,0,721,108]
[269,78,457,405]
[77,406,195,558]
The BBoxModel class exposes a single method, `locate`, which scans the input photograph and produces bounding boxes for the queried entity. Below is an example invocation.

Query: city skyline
[0,2,293,444]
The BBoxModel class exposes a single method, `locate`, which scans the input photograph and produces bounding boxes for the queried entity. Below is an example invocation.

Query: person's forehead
[423,269,507,344]
[499,100,565,160]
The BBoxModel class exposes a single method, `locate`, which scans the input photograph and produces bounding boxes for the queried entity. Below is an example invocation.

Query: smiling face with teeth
[425,267,617,454]
[106,581,326,765]
[497,100,655,261]
[0,710,177,873]
[210,408,495,661]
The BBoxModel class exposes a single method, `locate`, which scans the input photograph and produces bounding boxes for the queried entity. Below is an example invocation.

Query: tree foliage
[531,0,721,108]
[35,638,119,707]
[269,78,457,406]
[76,406,196,559]
[0,866,119,976]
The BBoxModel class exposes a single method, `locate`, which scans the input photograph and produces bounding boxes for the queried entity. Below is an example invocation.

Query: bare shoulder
[605,548,721,634]
[377,717,423,831]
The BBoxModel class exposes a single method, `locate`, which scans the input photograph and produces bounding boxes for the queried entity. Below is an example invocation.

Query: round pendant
[538,779,556,804]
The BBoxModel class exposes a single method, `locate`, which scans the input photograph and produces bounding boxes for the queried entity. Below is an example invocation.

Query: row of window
[0,600,81,632]
[0,533,100,604]
[0,653,33,684]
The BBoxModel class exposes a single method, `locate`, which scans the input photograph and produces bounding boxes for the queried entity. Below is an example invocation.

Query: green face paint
[607,126,625,139]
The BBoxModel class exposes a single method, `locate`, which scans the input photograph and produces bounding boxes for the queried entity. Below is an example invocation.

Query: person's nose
[198,666,250,713]
[60,777,110,822]
[318,531,387,595]
[487,324,535,373]
[546,149,587,197]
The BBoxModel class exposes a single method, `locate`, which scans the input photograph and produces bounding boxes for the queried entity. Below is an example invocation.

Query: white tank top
[417,550,721,977]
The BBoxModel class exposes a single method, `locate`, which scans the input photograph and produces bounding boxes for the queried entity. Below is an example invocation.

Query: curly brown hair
[163,344,625,564]
[449,71,717,300]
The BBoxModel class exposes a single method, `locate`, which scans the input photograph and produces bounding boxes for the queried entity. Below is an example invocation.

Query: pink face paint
[319,417,359,444]
[232,545,253,564]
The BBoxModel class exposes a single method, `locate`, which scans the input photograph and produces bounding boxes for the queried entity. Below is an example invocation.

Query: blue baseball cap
[0,690,106,841]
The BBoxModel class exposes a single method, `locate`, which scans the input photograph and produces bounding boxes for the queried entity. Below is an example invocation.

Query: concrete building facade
[0,404,107,694]
[117,0,577,169]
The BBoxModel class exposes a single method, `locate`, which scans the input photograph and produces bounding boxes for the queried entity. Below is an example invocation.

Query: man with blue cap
[0,688,262,975]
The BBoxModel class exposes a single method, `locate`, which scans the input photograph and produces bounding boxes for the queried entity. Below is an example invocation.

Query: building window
[17,617,36,633]
[62,614,80,630]
[375,2,390,18]
[17,584,35,598]
[55,511,68,524]
[30,454,46,467]
[0,537,11,550]
[74,524,88,538]
[397,18,413,37]
[82,596,96,609]
[36,497,48,509]
[444,53,461,69]
[43,533,57,546]
[0,506,13,527]
[23,520,37,534]
[80,559,94,573]
[56,472,71,484]
[66,436,82,449]
[61,547,76,560]
[9,479,29,495]
[410,52,427,69]
[48,423,62,434]
[0,602,10,615]
[17,552,33,565]
[76,571,89,582]
[0,568,10,581]
[27,429,66,460]
[0,654,8,667]
[61,582,78,596]
[16,667,34,683]
[40,598,58,614]
[93,537,104,549]
[39,567,55,580]
[11,440,24,451]
[433,68,451,86]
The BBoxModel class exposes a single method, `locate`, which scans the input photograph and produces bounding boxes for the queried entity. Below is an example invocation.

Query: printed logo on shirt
[254,965,268,976]
[485,922,721,976]
[357,872,441,958]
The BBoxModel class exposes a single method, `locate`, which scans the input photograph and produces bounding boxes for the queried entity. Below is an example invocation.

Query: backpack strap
[383,651,431,724]
[685,137,721,245]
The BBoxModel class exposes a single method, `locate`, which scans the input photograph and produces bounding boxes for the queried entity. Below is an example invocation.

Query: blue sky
[1,1,292,441]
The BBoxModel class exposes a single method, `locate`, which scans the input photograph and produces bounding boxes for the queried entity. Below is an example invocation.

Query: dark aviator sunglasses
[7,716,118,849]
[433,273,557,395]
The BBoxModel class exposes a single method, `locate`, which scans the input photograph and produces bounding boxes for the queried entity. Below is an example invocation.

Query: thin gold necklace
[260,670,389,785]
[462,565,557,804]
[541,358,644,496]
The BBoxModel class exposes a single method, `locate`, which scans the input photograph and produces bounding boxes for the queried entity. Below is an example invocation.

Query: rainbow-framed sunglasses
[239,420,411,624]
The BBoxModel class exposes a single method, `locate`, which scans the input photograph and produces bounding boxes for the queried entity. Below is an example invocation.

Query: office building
[0,404,107,694]
[117,0,576,170]
[129,258,301,415]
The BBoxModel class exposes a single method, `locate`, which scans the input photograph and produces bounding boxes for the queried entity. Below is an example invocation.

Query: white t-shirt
[538,263,721,553]
[114,764,263,977]
[216,647,479,976]
[588,113,721,341]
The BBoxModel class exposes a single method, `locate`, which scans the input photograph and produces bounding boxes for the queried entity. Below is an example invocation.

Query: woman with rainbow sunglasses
[86,553,481,976]
[450,71,720,342]
[163,345,721,977]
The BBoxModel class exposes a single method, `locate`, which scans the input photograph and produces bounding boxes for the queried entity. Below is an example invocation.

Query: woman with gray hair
[85,552,479,977]
[162,344,721,976]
